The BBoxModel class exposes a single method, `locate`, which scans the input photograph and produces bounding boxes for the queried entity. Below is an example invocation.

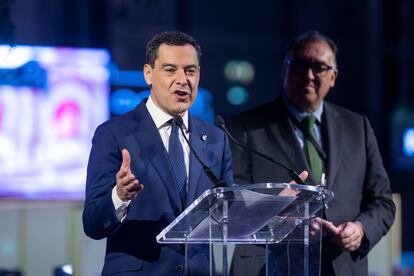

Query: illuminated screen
[0,45,110,199]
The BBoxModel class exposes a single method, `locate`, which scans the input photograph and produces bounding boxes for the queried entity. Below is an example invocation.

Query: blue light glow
[110,86,215,122]
[110,89,142,115]
[403,128,414,157]
[190,87,214,123]
[226,86,249,105]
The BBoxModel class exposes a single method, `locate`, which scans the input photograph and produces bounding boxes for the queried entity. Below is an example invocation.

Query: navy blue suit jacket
[83,101,233,275]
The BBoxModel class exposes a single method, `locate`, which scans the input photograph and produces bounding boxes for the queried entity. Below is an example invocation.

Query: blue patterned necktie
[168,119,187,202]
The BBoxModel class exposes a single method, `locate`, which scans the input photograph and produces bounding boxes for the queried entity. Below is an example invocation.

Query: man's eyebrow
[184,64,199,70]
[160,63,198,69]
[161,63,177,68]
[296,57,330,66]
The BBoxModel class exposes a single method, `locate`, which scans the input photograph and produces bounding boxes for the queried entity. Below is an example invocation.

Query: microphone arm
[215,115,306,185]
[174,116,227,188]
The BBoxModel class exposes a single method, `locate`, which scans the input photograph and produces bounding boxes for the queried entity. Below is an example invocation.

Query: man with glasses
[228,31,395,275]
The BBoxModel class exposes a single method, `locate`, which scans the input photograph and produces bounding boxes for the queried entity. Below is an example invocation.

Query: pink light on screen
[53,101,81,138]
[0,45,110,200]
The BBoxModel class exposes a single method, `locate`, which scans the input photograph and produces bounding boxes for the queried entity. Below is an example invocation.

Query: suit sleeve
[355,117,395,253]
[227,116,254,184]
[82,124,123,240]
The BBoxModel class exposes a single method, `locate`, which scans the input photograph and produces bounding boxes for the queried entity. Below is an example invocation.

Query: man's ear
[143,64,152,87]
[330,69,338,88]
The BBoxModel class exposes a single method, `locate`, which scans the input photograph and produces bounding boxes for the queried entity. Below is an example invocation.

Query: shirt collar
[282,93,324,123]
[146,95,189,130]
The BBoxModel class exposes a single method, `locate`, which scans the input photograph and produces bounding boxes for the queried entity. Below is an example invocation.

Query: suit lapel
[186,116,208,206]
[322,103,343,190]
[132,102,183,211]
[267,100,313,183]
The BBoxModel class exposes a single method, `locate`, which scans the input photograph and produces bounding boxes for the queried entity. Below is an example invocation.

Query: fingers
[310,219,321,231]
[117,170,136,187]
[310,218,322,236]
[116,149,144,201]
[117,149,131,180]
[116,175,144,201]
[339,222,354,238]
[338,222,364,251]
[311,219,364,252]
[314,217,341,235]
[288,170,309,184]
[278,187,299,196]
[120,149,131,172]
[298,171,309,182]
[117,181,144,201]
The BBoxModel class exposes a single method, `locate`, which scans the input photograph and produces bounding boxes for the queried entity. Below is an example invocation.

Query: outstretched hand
[116,149,144,201]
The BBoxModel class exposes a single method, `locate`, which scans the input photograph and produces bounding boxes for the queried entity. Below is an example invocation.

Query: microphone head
[215,115,225,129]
[173,116,184,127]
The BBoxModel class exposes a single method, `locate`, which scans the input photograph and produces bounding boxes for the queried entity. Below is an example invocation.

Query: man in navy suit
[83,31,233,275]
[228,31,395,275]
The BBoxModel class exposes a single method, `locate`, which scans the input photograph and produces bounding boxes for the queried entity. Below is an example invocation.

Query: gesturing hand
[116,149,144,201]
[334,221,364,252]
[313,217,364,252]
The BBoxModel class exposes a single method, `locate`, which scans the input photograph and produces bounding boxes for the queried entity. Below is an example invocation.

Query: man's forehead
[155,44,199,64]
[157,43,197,55]
[292,40,335,62]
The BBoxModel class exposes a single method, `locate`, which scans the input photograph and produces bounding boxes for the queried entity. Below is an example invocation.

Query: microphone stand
[215,115,306,185]
[174,116,227,188]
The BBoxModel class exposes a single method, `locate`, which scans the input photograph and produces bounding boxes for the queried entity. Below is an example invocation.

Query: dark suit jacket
[227,97,395,276]
[83,101,233,276]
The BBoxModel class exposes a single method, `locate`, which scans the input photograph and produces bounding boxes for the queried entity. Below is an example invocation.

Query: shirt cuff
[112,186,131,222]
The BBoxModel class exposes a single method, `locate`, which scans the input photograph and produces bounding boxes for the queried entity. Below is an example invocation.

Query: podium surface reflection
[157,183,333,276]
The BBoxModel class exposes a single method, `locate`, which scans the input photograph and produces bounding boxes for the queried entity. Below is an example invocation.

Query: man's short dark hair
[146,31,201,68]
[286,30,338,65]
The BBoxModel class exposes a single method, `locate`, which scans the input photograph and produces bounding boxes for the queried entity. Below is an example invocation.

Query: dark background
[3,0,414,251]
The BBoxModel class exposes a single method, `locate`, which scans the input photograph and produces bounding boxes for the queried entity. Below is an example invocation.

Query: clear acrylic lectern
[157,183,333,276]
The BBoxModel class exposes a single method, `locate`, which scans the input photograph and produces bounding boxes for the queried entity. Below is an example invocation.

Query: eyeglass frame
[285,58,336,77]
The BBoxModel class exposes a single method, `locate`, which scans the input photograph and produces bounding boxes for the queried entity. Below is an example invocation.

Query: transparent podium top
[157,183,333,244]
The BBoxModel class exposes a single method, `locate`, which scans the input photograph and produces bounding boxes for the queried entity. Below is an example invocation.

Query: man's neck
[282,93,324,122]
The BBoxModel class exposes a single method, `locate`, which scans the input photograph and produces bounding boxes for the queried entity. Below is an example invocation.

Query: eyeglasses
[286,58,335,77]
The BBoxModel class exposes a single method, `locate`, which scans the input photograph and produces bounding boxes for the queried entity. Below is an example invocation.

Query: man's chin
[172,102,192,115]
[304,87,317,94]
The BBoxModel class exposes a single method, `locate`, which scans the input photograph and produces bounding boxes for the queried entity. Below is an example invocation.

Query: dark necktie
[168,119,187,202]
[301,115,324,184]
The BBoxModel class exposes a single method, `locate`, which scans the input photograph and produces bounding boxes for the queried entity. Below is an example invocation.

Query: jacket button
[175,265,184,272]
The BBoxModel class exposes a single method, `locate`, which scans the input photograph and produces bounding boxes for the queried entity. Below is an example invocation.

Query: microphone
[174,116,227,188]
[215,115,306,185]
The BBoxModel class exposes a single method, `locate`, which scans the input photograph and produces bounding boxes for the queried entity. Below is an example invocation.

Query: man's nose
[176,70,188,85]
[306,67,316,79]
